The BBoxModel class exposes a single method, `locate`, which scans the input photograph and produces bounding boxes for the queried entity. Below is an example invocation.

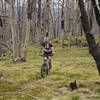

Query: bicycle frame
[41,56,50,78]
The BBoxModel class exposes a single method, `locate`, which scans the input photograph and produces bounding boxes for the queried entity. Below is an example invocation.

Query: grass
[0,42,100,100]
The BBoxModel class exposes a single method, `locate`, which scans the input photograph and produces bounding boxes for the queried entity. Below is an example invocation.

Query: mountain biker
[41,37,54,69]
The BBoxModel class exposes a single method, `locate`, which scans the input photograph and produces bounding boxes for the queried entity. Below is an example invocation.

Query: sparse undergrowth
[0,42,100,100]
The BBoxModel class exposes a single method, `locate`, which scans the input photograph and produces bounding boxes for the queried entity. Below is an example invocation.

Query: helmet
[44,37,49,42]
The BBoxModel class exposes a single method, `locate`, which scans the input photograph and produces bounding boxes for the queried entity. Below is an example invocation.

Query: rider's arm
[50,43,54,54]
[52,47,54,54]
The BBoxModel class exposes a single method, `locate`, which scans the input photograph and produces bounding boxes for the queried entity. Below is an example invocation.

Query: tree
[61,0,65,47]
[91,0,100,48]
[78,0,100,75]
[45,0,50,36]
[37,0,42,42]
[22,0,33,61]
[0,17,3,27]
[11,0,19,62]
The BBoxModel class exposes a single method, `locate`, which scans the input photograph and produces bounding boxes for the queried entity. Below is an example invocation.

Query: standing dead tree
[91,0,100,47]
[91,0,100,26]
[61,0,65,47]
[45,0,50,36]
[11,0,19,62]
[78,0,100,75]
[37,0,42,42]
[22,0,34,61]
[0,17,3,27]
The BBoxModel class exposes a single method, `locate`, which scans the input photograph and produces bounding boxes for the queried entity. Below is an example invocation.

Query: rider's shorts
[44,51,52,57]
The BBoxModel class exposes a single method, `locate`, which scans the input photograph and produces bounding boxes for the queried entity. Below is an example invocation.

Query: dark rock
[70,80,78,91]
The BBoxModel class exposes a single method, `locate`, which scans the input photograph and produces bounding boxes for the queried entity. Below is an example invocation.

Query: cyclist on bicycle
[41,37,54,69]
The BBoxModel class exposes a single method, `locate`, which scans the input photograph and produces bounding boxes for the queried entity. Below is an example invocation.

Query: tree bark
[91,0,100,27]
[22,0,26,43]
[11,0,18,61]
[45,0,50,36]
[37,0,41,42]
[98,28,100,48]
[22,0,32,61]
[61,0,65,48]
[17,0,22,58]
[23,18,30,61]
[91,0,100,48]
[78,0,100,75]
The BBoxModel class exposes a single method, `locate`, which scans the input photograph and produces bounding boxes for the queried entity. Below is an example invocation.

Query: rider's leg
[43,52,47,65]
[48,56,52,69]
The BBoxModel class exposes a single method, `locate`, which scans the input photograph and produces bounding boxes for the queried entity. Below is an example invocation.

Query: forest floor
[0,40,100,100]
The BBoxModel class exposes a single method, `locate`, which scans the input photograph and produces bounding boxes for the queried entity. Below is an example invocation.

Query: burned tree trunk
[91,0,100,27]
[78,0,100,75]
[91,0,100,48]
[0,17,3,27]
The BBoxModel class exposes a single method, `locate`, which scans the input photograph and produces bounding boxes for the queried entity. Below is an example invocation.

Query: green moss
[72,95,80,100]
[0,42,100,100]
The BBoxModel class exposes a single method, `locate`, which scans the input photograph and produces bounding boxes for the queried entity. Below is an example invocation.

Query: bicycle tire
[41,64,48,78]
[46,63,50,75]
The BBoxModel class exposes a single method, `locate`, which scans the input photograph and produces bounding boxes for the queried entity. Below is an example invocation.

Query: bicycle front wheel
[41,64,48,78]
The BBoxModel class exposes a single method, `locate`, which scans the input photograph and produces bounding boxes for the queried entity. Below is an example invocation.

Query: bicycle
[41,54,51,78]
